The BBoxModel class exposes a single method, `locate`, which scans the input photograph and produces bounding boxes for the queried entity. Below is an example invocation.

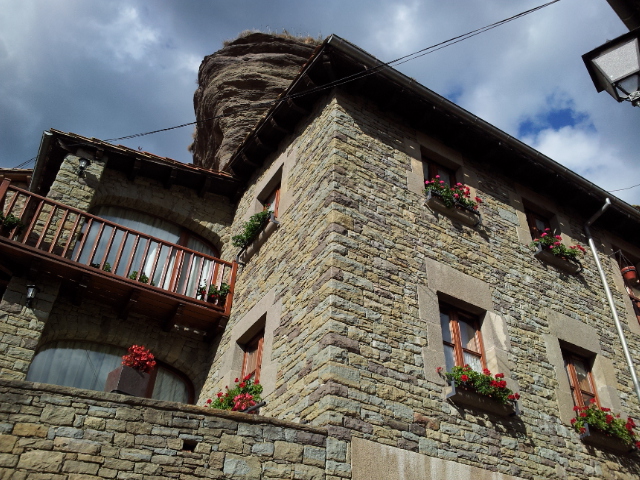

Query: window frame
[563,350,599,409]
[524,207,552,241]
[262,184,281,218]
[241,329,265,383]
[423,158,457,187]
[440,304,486,372]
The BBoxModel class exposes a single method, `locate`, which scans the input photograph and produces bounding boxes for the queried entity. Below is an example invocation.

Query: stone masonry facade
[205,91,640,479]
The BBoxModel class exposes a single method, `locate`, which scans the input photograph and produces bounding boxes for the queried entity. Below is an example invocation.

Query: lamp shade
[583,27,640,103]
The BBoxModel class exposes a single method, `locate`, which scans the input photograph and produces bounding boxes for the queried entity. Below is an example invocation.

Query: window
[262,184,280,217]
[26,341,194,403]
[563,350,599,408]
[423,158,456,187]
[241,330,264,382]
[525,207,551,240]
[440,305,485,373]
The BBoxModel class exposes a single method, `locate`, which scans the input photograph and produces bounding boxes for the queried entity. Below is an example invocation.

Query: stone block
[219,433,243,454]
[12,423,47,438]
[274,441,303,462]
[41,405,75,426]
[62,460,100,475]
[17,450,64,472]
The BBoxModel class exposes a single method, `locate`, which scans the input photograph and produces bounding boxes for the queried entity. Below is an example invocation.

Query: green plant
[197,283,207,299]
[425,177,482,210]
[206,375,263,411]
[439,364,520,405]
[208,282,231,298]
[103,263,111,272]
[571,400,640,448]
[531,228,586,260]
[2,213,23,232]
[232,210,271,248]
[128,271,154,285]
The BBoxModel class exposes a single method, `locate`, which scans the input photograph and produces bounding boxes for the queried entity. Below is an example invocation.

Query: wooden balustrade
[0,179,236,317]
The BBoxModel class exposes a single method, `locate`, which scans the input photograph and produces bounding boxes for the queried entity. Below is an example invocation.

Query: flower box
[534,244,582,275]
[104,365,156,398]
[445,382,518,417]
[579,423,634,454]
[426,191,481,227]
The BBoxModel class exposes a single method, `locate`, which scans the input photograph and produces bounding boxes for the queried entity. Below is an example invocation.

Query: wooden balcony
[0,179,236,335]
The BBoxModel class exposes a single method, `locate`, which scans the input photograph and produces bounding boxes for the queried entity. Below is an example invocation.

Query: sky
[1,0,639,204]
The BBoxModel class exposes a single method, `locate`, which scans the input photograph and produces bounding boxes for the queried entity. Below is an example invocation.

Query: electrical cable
[101,0,561,143]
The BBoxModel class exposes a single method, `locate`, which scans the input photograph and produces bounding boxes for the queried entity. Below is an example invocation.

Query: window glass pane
[459,320,478,353]
[463,352,482,373]
[440,312,452,343]
[582,392,596,406]
[436,167,451,187]
[573,358,593,393]
[534,218,547,233]
[26,341,191,403]
[443,345,455,373]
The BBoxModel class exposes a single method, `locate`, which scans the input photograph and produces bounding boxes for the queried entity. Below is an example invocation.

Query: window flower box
[425,190,481,227]
[104,365,156,397]
[579,423,635,454]
[534,244,582,275]
[445,382,519,417]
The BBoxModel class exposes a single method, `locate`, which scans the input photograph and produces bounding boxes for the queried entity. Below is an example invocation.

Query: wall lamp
[77,157,91,177]
[583,27,640,107]
[26,285,39,308]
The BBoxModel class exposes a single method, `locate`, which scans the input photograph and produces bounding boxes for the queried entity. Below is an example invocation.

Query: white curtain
[26,341,190,403]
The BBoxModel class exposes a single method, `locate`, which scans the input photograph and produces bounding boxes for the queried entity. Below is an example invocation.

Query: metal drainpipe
[584,198,640,404]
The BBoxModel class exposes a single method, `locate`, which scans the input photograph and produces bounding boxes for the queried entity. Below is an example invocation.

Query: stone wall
[0,378,343,479]
[209,90,640,479]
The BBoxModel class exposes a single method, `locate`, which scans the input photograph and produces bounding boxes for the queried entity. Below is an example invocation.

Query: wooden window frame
[262,184,281,217]
[563,350,599,408]
[441,305,486,370]
[241,330,264,383]
[524,208,551,241]
[423,158,457,187]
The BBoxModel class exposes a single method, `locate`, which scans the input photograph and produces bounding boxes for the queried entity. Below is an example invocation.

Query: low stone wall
[0,378,350,479]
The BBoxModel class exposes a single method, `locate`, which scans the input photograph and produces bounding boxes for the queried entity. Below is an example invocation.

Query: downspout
[584,198,640,404]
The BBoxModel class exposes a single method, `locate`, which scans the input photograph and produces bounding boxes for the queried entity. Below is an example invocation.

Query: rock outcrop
[191,32,320,171]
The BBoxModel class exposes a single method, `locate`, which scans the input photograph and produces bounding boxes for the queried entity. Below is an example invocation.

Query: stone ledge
[579,424,635,454]
[445,384,518,417]
[238,215,279,264]
[0,377,327,435]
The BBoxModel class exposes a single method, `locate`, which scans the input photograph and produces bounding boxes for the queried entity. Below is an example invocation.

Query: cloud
[522,125,640,204]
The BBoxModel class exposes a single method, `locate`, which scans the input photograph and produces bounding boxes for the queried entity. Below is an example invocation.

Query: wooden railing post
[224,261,238,317]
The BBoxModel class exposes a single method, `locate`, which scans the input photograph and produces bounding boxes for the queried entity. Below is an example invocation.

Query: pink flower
[570,418,576,424]
[540,233,547,237]
[495,373,504,379]
[482,368,491,376]
[555,235,562,240]
[435,175,440,178]
[460,375,469,382]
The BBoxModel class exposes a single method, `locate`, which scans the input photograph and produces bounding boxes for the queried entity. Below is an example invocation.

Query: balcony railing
[0,179,236,321]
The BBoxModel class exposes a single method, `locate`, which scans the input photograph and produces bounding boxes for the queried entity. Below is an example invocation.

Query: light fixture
[26,285,39,307]
[583,27,640,107]
[77,157,91,177]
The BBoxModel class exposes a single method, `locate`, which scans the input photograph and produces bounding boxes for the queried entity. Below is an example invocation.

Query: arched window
[76,206,218,298]
[26,341,194,404]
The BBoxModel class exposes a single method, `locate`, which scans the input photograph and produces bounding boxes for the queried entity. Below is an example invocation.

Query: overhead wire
[12,0,560,167]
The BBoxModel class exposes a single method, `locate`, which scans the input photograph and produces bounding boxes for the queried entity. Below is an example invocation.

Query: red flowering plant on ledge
[206,375,263,412]
[425,177,482,211]
[531,228,586,260]
[439,365,520,405]
[122,345,156,373]
[571,400,640,448]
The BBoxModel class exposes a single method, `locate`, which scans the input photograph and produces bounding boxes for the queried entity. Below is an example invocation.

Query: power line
[103,0,561,143]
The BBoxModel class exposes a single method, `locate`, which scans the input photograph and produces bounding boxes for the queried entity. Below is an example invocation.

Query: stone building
[1,34,640,479]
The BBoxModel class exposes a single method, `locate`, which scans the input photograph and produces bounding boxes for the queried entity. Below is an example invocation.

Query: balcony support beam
[119,289,140,319]
[73,274,91,306]
[164,303,185,332]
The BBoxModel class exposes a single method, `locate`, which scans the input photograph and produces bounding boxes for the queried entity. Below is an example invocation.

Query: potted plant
[439,365,520,416]
[207,282,231,305]
[205,374,263,412]
[0,213,23,235]
[424,178,482,226]
[531,229,585,274]
[571,400,640,453]
[621,265,639,286]
[232,210,272,249]
[197,283,207,301]
[104,345,157,397]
